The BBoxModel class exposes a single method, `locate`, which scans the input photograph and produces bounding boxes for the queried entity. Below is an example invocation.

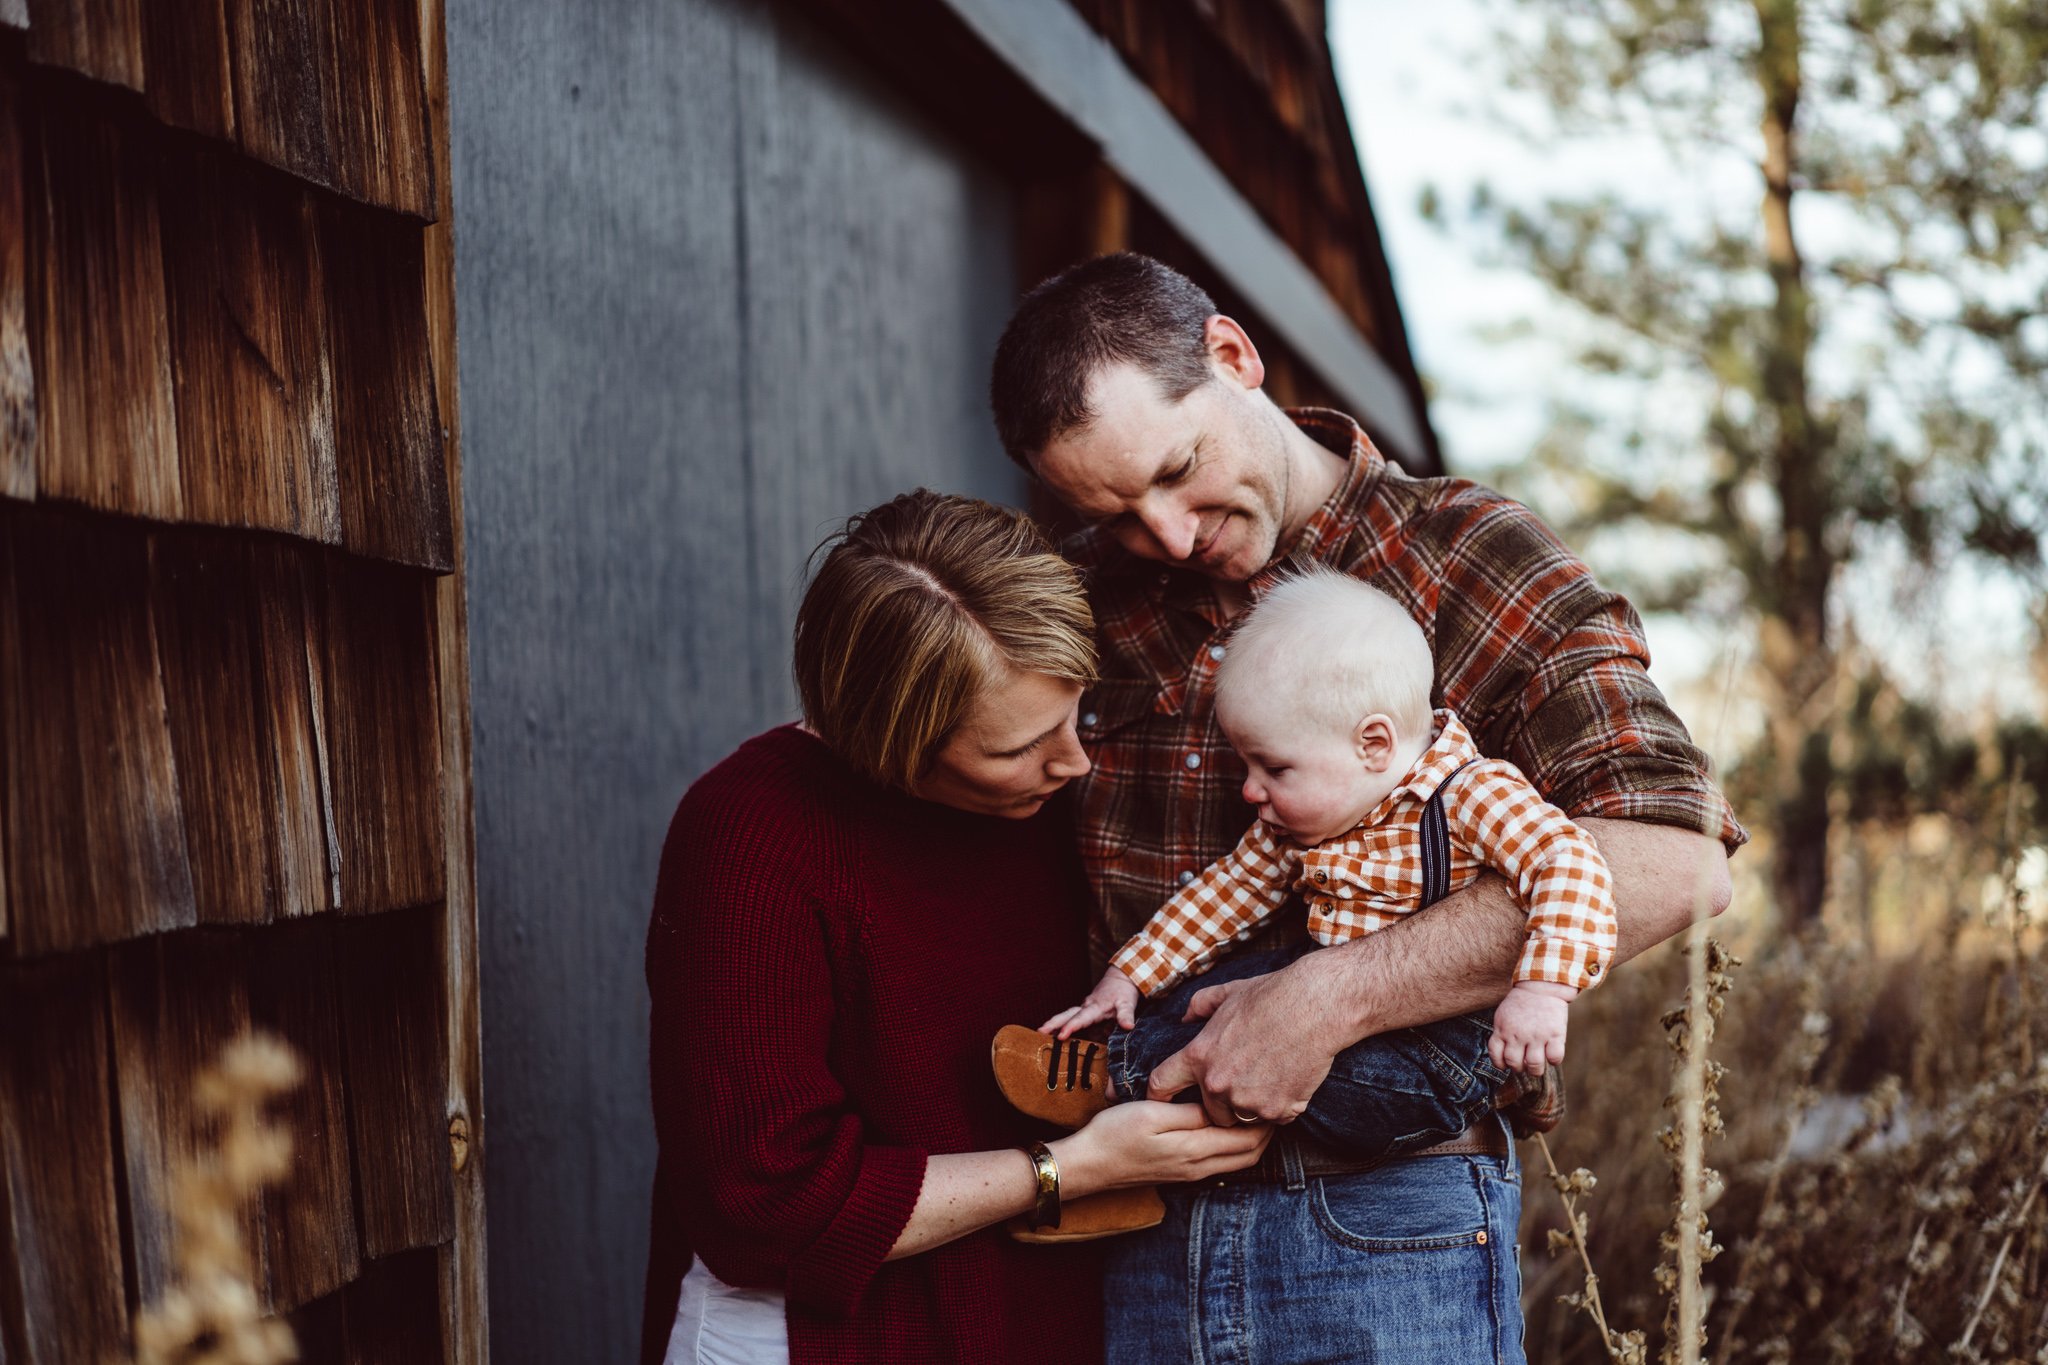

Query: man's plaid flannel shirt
[1110,711,1617,999]
[1068,410,1747,1132]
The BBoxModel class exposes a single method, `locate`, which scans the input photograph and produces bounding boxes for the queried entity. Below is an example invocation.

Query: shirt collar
[1250,409,1388,594]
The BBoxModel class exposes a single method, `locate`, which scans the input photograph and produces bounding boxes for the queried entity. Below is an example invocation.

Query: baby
[997,566,1615,1162]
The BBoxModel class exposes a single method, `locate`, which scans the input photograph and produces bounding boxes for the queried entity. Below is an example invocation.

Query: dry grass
[128,1032,303,1365]
[1523,835,2048,1364]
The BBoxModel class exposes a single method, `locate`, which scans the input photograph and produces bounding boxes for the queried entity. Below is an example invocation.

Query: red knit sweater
[642,725,1105,1365]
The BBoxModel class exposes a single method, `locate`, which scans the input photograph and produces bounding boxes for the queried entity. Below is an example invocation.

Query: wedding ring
[1231,1110,1259,1124]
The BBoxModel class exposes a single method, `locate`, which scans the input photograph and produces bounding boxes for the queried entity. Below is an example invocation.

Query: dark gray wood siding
[448,0,1022,1357]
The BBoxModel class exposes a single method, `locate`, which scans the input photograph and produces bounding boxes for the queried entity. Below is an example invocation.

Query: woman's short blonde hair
[794,490,1098,792]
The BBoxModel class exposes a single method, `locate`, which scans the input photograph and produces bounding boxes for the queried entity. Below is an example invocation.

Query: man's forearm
[1305,818,1734,1042]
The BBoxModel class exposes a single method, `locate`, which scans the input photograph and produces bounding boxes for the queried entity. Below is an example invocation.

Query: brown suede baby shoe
[991,1024,1113,1129]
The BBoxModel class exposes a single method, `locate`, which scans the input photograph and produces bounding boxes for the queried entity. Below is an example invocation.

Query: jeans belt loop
[1279,1133,1308,1191]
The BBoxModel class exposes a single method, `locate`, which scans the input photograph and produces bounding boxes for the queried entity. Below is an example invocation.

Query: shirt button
[1208,645,1226,662]
[1157,572,1171,586]
[1081,712,1098,727]
[1177,870,1195,886]
[1313,870,1327,884]
[1184,752,1201,770]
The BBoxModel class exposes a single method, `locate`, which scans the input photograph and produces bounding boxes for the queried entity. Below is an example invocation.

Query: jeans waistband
[1203,1120,1511,1189]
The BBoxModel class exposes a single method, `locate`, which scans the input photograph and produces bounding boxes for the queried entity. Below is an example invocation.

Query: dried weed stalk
[1536,1131,1648,1364]
[1656,932,1736,1365]
[129,1031,303,1365]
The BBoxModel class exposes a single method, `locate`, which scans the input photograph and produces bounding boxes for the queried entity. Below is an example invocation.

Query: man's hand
[1488,980,1574,1075]
[1042,967,1142,1038]
[1143,956,1349,1127]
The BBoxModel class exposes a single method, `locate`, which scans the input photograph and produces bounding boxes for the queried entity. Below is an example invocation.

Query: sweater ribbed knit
[642,725,1105,1365]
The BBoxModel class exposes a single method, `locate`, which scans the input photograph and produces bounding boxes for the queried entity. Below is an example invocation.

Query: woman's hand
[1040,967,1142,1037]
[1048,1100,1271,1198]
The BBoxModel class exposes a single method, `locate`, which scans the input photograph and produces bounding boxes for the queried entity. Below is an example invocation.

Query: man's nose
[1136,500,1197,561]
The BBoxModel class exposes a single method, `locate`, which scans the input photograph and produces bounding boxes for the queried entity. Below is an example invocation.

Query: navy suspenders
[1417,760,1473,910]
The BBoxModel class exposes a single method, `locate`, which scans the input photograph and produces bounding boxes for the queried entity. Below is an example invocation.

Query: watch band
[1022,1141,1061,1229]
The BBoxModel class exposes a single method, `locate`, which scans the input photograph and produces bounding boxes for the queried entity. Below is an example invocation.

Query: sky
[1327,0,2042,741]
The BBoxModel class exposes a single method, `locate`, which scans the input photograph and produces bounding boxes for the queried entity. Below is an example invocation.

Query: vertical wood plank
[246,918,362,1310]
[26,93,182,520]
[107,932,260,1311]
[338,907,455,1257]
[159,142,341,541]
[0,956,128,1365]
[141,0,236,140]
[0,69,32,502]
[417,0,486,1346]
[23,0,144,89]
[321,203,452,571]
[0,505,197,954]
[319,551,445,915]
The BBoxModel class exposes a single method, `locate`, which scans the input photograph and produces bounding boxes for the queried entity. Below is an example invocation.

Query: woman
[642,491,1269,1365]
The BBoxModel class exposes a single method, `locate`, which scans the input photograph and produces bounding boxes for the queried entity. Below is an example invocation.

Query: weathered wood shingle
[160,143,342,543]
[0,956,128,1365]
[338,906,455,1257]
[0,506,197,955]
[0,69,31,502]
[26,89,182,519]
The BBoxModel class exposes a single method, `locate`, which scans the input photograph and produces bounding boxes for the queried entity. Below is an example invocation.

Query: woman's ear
[1354,714,1398,771]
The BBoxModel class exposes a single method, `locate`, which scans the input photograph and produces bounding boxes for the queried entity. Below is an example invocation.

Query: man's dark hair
[989,253,1217,468]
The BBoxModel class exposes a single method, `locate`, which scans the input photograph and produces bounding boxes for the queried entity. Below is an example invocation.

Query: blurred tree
[1440,0,2048,924]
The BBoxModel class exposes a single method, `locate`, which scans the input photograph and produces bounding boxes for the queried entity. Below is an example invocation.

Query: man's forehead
[1037,371,1194,499]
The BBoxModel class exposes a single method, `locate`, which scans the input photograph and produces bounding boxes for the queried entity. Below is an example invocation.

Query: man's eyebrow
[985,721,1063,756]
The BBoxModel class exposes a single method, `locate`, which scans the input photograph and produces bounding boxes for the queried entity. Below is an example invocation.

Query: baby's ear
[1354,714,1398,770]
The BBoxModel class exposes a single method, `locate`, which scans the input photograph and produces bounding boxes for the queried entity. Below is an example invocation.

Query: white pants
[663,1258,790,1365]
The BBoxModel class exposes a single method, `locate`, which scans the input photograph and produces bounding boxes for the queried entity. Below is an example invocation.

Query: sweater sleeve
[646,776,927,1319]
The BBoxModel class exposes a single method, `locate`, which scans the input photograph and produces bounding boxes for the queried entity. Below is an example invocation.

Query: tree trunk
[1753,0,1834,926]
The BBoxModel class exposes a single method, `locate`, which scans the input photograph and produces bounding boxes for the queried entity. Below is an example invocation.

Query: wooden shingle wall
[1071,0,1390,350]
[0,0,479,1357]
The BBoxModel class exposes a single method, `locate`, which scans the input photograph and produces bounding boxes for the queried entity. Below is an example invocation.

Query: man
[990,253,1743,1361]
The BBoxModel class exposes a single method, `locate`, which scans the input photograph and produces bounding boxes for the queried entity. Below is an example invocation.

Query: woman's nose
[1046,728,1091,780]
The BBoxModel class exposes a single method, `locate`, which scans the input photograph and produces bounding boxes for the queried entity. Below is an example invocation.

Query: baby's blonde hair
[1215,566,1433,738]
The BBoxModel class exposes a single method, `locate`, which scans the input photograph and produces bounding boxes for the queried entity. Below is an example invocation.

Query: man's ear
[1203,315,1265,391]
[1354,714,1398,772]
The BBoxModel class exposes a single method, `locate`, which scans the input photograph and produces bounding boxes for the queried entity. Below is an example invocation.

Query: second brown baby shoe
[991,1024,1113,1128]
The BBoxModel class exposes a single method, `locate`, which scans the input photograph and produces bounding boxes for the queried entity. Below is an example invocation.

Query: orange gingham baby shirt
[1109,710,1617,996]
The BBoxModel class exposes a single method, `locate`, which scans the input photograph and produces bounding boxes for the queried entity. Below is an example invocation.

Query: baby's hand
[1040,968,1142,1039]
[1489,980,1575,1077]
